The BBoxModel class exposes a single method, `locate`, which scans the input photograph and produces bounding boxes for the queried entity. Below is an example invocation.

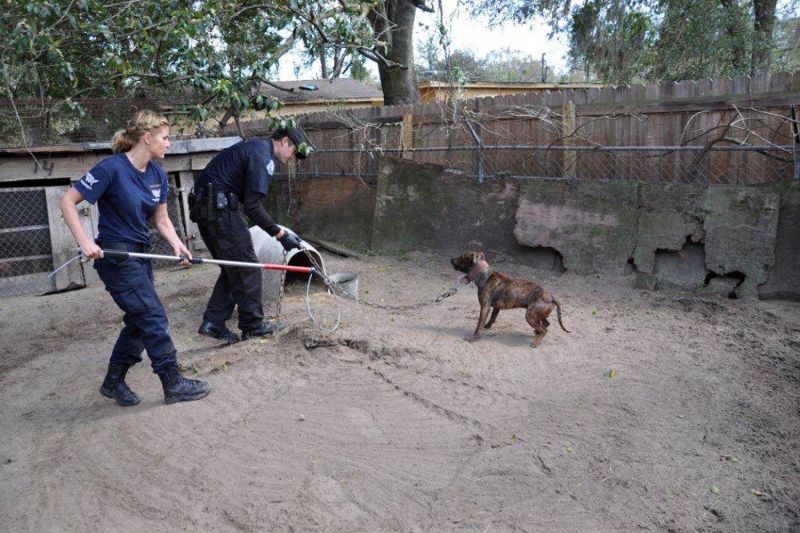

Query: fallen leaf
[607,369,618,378]
[751,489,763,497]
[711,485,720,494]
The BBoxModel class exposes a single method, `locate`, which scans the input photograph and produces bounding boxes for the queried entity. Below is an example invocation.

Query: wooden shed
[0,137,239,297]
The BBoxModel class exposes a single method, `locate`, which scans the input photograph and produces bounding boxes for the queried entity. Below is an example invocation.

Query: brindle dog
[451,251,569,347]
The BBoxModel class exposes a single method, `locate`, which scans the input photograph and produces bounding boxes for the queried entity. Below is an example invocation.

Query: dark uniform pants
[196,208,264,331]
[94,252,178,374]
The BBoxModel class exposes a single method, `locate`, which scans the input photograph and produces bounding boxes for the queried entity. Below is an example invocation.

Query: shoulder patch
[80,171,98,189]
[266,159,275,176]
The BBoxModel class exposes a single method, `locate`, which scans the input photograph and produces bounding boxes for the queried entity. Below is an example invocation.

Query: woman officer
[60,110,209,406]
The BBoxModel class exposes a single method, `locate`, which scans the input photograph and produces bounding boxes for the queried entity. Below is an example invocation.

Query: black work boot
[100,364,141,407]
[241,320,286,340]
[159,366,210,404]
[198,320,240,344]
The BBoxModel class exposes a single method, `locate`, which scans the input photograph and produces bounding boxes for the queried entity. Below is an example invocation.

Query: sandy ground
[0,250,799,532]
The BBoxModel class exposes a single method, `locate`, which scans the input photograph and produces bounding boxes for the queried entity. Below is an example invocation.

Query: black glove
[278,232,302,251]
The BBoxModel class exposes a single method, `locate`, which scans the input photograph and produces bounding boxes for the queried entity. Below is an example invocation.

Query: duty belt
[193,183,239,222]
[96,240,150,253]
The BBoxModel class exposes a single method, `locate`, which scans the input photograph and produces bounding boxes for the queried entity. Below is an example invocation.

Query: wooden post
[562,100,577,179]
[177,171,205,253]
[352,128,362,179]
[78,197,100,285]
[45,186,84,291]
[401,113,414,159]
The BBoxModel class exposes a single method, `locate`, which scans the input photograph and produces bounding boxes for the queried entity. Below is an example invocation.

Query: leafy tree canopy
[416,42,552,83]
[472,0,799,83]
[1,0,378,122]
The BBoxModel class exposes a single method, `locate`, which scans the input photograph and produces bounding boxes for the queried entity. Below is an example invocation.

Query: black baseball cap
[273,126,314,159]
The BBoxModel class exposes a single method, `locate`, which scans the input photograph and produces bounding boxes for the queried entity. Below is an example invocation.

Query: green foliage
[417,45,549,83]
[1,0,380,125]
[472,0,800,83]
[294,0,376,79]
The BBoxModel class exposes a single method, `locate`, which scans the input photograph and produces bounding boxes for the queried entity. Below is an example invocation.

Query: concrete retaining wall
[270,157,799,301]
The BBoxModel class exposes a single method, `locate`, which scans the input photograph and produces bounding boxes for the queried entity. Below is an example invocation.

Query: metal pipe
[100,249,316,273]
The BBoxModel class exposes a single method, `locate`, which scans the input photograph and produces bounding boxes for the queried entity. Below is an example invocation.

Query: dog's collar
[466,259,490,282]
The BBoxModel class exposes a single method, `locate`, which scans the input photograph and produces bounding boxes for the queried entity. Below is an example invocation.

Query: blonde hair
[110,110,169,153]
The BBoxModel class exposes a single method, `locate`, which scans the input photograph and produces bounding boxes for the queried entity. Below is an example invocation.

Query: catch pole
[48,249,315,279]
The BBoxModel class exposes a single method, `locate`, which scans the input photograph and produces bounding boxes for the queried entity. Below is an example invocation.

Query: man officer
[191,124,314,343]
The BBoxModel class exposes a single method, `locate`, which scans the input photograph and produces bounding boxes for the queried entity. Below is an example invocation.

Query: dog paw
[465,335,479,343]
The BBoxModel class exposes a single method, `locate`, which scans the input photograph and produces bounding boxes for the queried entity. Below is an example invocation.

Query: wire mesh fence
[290,143,797,184]
[0,187,55,297]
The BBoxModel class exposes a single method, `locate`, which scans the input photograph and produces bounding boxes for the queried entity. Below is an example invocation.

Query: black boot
[241,320,286,340]
[100,364,141,407]
[159,366,210,404]
[198,320,240,344]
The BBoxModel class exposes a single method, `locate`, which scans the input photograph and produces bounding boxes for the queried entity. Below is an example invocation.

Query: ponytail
[110,110,169,153]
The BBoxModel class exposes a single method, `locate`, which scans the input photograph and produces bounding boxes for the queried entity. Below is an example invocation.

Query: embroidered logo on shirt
[80,171,98,189]
[266,160,275,176]
[150,184,161,202]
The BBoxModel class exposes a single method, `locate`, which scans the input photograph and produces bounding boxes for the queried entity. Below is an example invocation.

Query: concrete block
[634,272,657,290]
[634,183,705,273]
[759,181,800,301]
[514,180,639,274]
[267,176,376,249]
[653,242,707,290]
[372,158,520,256]
[701,185,781,297]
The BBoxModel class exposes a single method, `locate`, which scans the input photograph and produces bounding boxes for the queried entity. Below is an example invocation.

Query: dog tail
[554,300,570,333]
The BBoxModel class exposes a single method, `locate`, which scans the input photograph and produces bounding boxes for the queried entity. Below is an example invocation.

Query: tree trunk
[752,0,778,74]
[719,0,747,72]
[370,0,420,105]
[319,46,329,79]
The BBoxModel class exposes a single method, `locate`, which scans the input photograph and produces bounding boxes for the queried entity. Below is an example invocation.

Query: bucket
[249,225,326,311]
[328,272,359,299]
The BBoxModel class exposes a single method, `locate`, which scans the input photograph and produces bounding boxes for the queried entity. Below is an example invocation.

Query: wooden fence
[238,72,799,184]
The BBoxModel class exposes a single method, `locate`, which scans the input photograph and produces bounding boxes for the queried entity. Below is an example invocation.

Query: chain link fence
[0,187,55,297]
[293,143,797,184]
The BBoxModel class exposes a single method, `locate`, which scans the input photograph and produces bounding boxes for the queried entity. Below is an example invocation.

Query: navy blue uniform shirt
[74,153,169,245]
[196,139,274,197]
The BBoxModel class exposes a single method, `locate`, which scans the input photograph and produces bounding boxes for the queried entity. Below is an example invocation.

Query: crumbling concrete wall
[274,157,798,300]
[631,183,781,297]
[633,183,706,274]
